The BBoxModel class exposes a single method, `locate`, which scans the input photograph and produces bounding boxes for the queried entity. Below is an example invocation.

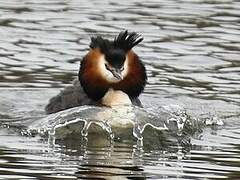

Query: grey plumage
[45,79,96,114]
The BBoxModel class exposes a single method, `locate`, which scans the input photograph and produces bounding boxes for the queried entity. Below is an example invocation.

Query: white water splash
[28,104,197,141]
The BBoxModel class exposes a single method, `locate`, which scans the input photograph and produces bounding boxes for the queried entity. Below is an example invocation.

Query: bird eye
[120,67,124,71]
[105,64,111,71]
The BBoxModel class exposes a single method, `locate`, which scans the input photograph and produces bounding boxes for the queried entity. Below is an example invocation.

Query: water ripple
[0,0,240,179]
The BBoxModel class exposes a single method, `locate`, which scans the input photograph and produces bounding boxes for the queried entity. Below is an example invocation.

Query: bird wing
[45,79,96,114]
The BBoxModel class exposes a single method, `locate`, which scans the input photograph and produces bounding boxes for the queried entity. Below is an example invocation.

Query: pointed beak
[111,68,123,80]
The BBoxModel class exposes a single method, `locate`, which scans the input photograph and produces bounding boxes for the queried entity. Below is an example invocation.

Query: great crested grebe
[45,30,147,114]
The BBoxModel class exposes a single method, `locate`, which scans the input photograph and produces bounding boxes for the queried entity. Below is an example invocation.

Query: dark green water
[0,0,239,179]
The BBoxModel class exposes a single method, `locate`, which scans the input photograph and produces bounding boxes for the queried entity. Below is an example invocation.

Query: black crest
[89,30,143,53]
[89,36,111,53]
[114,30,143,51]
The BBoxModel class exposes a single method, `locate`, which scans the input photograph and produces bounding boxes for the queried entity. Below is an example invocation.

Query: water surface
[0,0,240,179]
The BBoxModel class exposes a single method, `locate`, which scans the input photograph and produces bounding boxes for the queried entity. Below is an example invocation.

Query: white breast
[101,88,132,107]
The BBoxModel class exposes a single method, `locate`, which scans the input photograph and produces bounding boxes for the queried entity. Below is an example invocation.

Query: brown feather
[79,49,146,101]
[79,48,109,101]
[111,50,147,98]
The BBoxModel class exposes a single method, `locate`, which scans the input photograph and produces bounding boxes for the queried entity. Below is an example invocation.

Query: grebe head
[99,48,126,83]
[79,30,147,102]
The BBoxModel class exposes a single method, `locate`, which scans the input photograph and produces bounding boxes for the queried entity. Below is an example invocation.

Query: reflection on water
[0,0,240,179]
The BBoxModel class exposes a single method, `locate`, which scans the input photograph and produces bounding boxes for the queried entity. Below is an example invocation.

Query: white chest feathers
[101,89,132,107]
